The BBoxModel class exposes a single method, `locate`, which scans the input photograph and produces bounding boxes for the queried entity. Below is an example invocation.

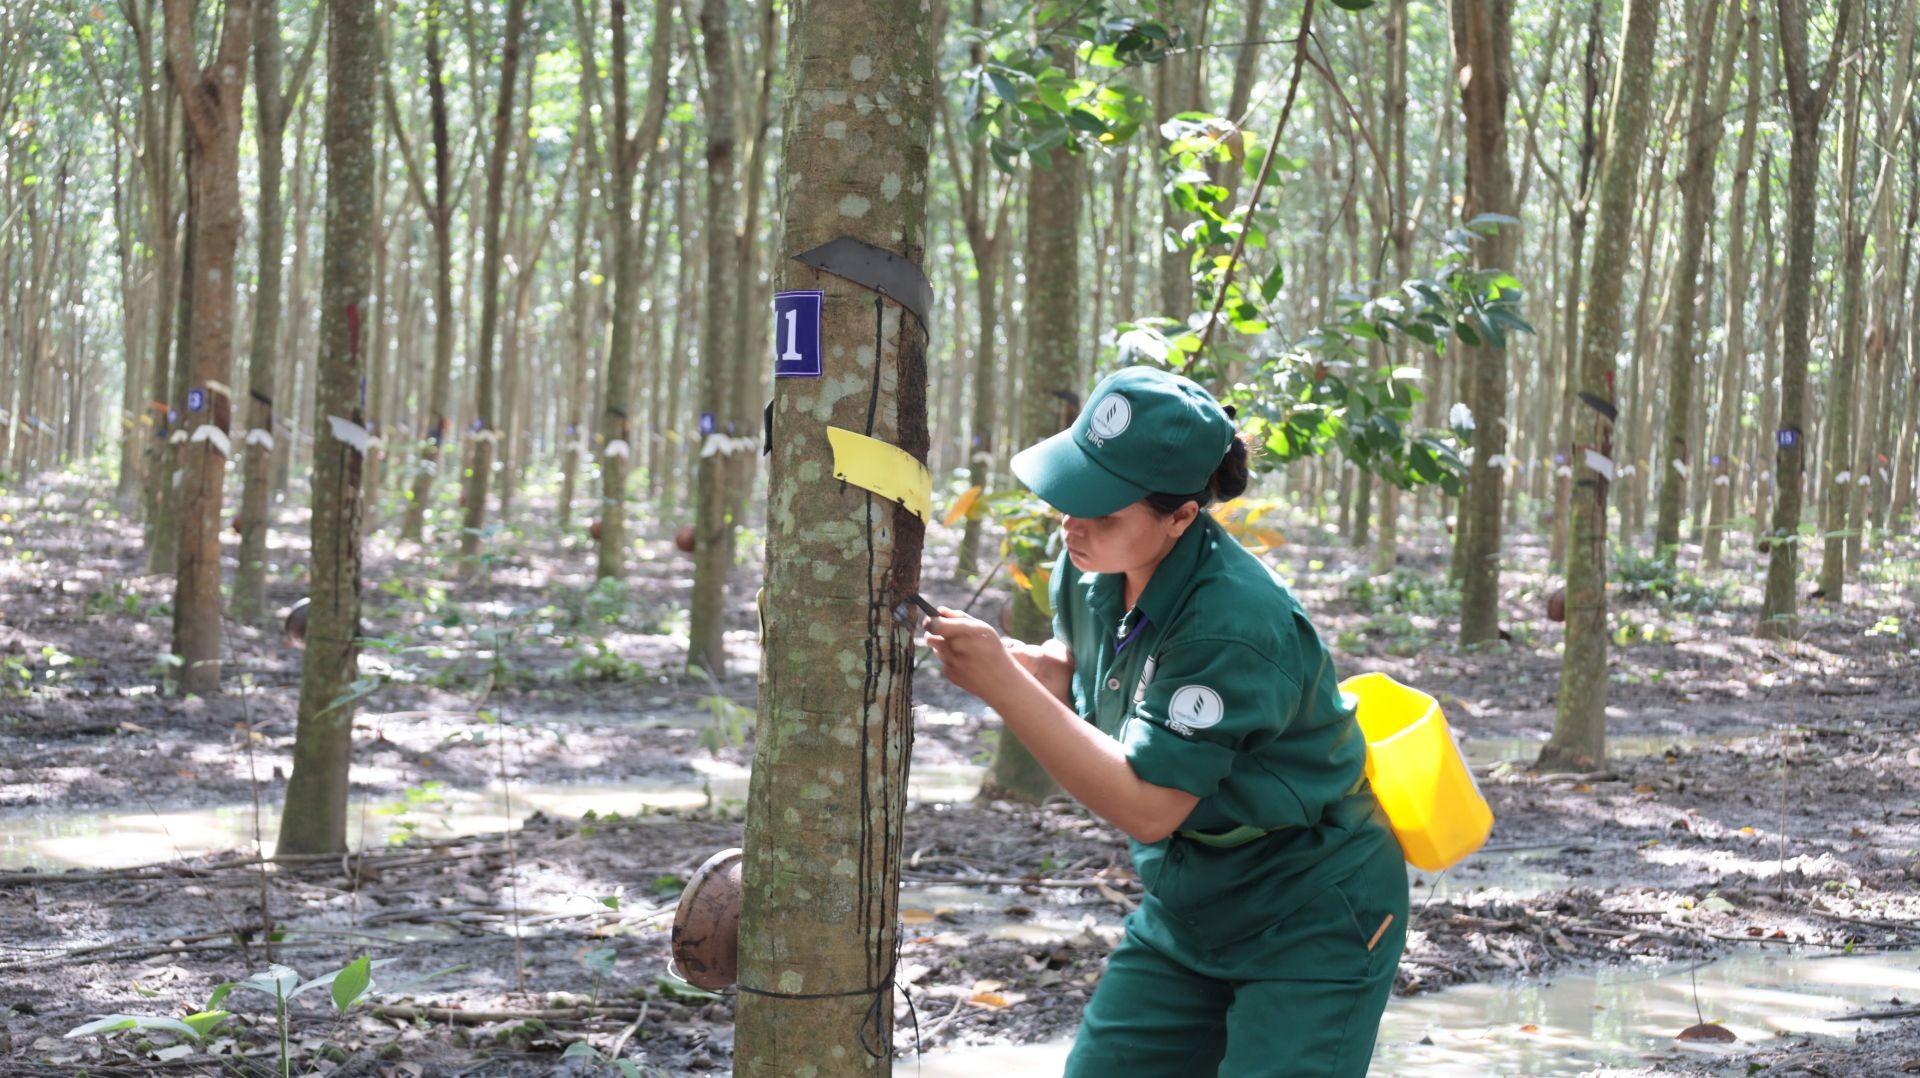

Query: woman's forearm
[980,672,1197,844]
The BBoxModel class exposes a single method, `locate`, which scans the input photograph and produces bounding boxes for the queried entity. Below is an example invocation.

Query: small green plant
[564,639,648,683]
[67,956,387,1076]
[1342,568,1461,618]
[1612,545,1730,612]
[374,781,449,844]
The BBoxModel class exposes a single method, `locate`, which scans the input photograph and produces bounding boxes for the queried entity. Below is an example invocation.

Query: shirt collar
[1133,511,1212,626]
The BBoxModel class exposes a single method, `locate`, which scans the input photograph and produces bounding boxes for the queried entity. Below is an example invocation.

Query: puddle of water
[900,950,1920,1076]
[1460,731,1760,766]
[0,761,985,871]
[1410,849,1570,902]
[1375,949,1920,1074]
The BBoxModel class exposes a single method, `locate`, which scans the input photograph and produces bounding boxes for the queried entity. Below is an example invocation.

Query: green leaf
[562,1042,603,1060]
[330,956,373,1011]
[987,70,1020,103]
[66,1015,203,1040]
[181,1010,230,1038]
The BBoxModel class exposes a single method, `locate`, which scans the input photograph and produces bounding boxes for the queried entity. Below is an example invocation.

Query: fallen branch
[899,872,1136,890]
[371,1003,645,1025]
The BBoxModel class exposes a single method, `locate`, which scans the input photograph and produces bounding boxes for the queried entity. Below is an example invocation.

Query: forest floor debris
[1,473,1917,1074]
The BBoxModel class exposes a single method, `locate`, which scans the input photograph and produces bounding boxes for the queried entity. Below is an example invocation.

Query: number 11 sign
[773,291,824,378]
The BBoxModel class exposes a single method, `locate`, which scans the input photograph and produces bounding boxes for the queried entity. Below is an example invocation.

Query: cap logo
[1087,394,1132,447]
[1166,684,1224,735]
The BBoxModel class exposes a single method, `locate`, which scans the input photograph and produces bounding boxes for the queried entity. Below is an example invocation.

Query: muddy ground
[1,468,1917,1076]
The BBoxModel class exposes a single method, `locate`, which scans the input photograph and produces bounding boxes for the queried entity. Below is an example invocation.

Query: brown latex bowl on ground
[675,525,696,553]
[283,598,310,649]
[671,847,743,990]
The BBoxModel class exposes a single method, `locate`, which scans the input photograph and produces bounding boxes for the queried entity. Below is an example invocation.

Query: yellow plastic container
[1341,672,1494,872]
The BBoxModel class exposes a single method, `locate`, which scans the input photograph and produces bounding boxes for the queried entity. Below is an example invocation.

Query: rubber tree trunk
[731,0,933,1064]
[1451,0,1517,646]
[456,0,529,562]
[1539,0,1660,773]
[278,0,376,859]
[1652,0,1732,556]
[1816,32,1865,601]
[593,0,673,580]
[233,0,293,625]
[981,158,1078,806]
[1761,0,1854,638]
[400,10,456,543]
[686,0,739,676]
[163,0,251,696]
[1705,3,1762,571]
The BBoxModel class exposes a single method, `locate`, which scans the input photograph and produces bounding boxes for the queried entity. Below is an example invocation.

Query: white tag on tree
[190,424,232,458]
[245,428,275,450]
[603,439,631,459]
[1584,449,1615,481]
[1672,459,1689,477]
[327,415,372,454]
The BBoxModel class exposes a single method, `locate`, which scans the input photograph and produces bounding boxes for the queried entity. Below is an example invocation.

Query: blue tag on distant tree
[773,291,824,378]
[187,388,207,413]
[1777,428,1800,449]
[699,411,717,436]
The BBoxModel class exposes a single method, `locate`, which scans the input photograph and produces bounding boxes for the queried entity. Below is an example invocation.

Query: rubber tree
[455,0,529,562]
[583,0,674,581]
[1450,0,1516,646]
[732,0,933,1066]
[162,0,251,695]
[1651,0,1734,556]
[1760,0,1854,638]
[1538,0,1661,773]
[393,3,458,543]
[685,0,738,675]
[1705,3,1763,571]
[278,0,376,859]
[233,1,319,624]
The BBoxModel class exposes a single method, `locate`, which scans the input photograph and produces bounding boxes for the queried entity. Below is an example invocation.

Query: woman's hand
[923,607,1024,703]
[1007,638,1074,704]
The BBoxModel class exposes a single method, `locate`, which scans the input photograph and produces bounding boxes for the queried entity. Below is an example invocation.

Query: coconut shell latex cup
[670,847,743,990]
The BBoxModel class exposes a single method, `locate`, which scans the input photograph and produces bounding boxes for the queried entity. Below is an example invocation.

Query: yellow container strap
[828,426,931,524]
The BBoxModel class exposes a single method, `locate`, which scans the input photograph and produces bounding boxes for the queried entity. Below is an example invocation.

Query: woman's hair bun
[1209,431,1253,503]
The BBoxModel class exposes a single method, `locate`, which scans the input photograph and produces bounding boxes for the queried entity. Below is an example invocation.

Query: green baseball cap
[1010,366,1235,518]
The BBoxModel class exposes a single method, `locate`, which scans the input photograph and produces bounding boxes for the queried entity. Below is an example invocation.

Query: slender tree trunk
[163,0,251,695]
[1706,2,1762,570]
[457,0,529,561]
[401,9,455,542]
[233,0,295,624]
[1452,0,1517,645]
[1540,0,1660,772]
[1653,0,1732,554]
[278,0,375,858]
[733,0,932,1064]
[686,0,739,675]
[1762,0,1854,637]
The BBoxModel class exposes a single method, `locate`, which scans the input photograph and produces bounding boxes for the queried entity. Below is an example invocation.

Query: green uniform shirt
[1051,513,1393,964]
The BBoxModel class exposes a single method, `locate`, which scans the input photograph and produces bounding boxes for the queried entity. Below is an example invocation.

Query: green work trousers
[1063,836,1408,1077]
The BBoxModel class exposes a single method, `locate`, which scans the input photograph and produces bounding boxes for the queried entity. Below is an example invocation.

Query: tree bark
[686,0,739,675]
[278,0,376,859]
[233,0,305,624]
[1652,0,1733,555]
[399,7,457,543]
[1451,0,1516,646]
[456,0,529,562]
[732,0,933,1064]
[1705,2,1762,570]
[1539,0,1661,773]
[163,0,251,695]
[1761,0,1855,637]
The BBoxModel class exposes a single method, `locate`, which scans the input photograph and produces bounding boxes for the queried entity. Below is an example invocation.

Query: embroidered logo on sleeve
[1087,395,1132,447]
[1166,684,1224,736]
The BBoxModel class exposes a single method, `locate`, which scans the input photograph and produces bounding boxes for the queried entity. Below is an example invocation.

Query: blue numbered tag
[187,388,207,413]
[773,291,824,378]
[1777,428,1800,449]
[699,411,717,436]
